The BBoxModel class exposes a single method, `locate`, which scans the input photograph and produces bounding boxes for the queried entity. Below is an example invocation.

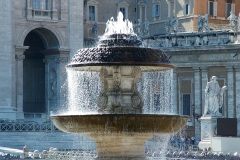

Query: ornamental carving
[97,95,108,109]
[132,94,142,109]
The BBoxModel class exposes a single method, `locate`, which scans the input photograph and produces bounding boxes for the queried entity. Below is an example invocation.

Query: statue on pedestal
[228,11,237,32]
[203,76,227,116]
[197,14,210,33]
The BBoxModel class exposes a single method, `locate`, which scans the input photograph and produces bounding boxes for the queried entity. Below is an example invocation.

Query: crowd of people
[169,135,199,151]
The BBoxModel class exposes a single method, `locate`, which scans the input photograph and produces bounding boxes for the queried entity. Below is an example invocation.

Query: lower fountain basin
[51,114,188,134]
[51,114,188,158]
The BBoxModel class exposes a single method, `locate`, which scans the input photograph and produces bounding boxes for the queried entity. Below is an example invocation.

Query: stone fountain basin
[51,114,188,134]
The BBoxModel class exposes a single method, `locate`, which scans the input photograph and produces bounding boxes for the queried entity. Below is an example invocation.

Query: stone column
[226,66,234,118]
[201,67,208,115]
[26,0,32,19]
[193,67,201,140]
[51,0,58,20]
[55,50,69,109]
[15,46,29,120]
[235,67,240,136]
[171,69,178,114]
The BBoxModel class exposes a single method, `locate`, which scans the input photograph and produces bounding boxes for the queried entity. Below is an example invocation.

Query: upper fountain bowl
[67,33,174,71]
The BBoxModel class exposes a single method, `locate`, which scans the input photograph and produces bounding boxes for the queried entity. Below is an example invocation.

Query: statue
[204,76,227,116]
[135,19,142,36]
[165,17,171,33]
[198,14,210,32]
[143,20,149,36]
[228,11,237,31]
[171,16,178,33]
[238,13,240,31]
[92,22,99,39]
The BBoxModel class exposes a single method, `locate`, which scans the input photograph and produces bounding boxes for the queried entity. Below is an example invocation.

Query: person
[204,76,227,116]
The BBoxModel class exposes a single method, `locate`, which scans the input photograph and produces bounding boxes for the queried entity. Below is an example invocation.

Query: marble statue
[198,14,210,32]
[165,16,178,33]
[228,11,237,31]
[204,76,227,116]
[165,17,171,33]
[135,19,142,36]
[92,22,98,38]
[143,20,149,36]
[171,16,178,33]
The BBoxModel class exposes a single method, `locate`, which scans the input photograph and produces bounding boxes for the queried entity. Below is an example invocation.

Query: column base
[0,107,16,121]
[198,140,211,150]
[16,111,24,120]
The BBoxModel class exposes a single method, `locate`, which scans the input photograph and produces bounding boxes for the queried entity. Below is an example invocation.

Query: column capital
[200,66,208,71]
[15,54,25,61]
[55,57,68,63]
[192,67,200,71]
[15,45,29,53]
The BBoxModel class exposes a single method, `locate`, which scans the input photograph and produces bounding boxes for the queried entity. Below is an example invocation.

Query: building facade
[0,0,83,121]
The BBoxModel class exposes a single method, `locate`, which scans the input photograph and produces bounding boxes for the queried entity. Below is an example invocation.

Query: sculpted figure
[92,22,98,38]
[198,14,210,32]
[171,16,178,33]
[238,13,240,30]
[143,20,149,36]
[135,19,142,36]
[228,11,237,31]
[204,76,227,116]
[165,17,171,33]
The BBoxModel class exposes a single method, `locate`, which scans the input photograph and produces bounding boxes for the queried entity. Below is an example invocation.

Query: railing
[0,122,57,132]
[32,9,51,17]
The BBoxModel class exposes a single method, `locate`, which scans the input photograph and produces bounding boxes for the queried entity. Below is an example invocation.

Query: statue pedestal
[198,116,218,150]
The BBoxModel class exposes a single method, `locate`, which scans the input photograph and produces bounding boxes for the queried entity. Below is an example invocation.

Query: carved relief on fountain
[97,66,143,114]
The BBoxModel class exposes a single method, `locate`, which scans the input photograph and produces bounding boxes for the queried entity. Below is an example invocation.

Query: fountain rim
[66,63,175,68]
[51,114,189,119]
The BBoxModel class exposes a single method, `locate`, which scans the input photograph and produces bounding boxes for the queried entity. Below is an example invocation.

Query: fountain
[51,12,189,159]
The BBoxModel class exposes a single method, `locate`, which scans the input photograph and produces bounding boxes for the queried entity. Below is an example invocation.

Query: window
[120,7,126,20]
[89,6,95,21]
[183,4,189,15]
[138,1,147,23]
[86,0,99,22]
[182,94,191,116]
[152,3,160,17]
[118,2,129,20]
[225,0,235,17]
[208,0,217,16]
[32,0,49,10]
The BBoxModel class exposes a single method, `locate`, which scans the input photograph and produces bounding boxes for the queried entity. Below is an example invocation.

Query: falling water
[64,69,102,115]
[138,69,173,114]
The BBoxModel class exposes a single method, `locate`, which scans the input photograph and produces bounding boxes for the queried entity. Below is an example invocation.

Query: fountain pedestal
[91,133,152,159]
